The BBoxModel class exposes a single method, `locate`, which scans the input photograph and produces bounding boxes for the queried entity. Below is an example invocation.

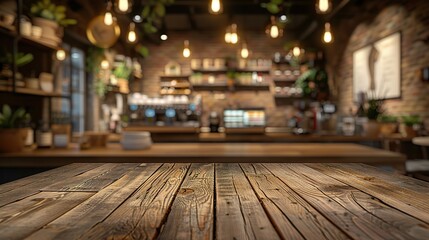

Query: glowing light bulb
[118,0,129,12]
[101,59,110,69]
[56,49,66,61]
[240,43,249,59]
[160,34,168,41]
[230,24,238,44]
[317,0,331,13]
[225,32,231,43]
[104,11,113,25]
[128,23,137,43]
[323,22,333,43]
[209,0,223,14]
[270,25,279,38]
[183,40,191,58]
[293,46,301,57]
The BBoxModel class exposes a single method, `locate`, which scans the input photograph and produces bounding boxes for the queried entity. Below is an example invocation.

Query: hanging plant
[295,68,329,101]
[140,0,175,35]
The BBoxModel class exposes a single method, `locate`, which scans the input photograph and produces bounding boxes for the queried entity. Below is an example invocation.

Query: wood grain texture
[0,191,93,240]
[0,143,405,167]
[307,163,429,224]
[0,163,102,207]
[41,163,139,192]
[240,163,349,240]
[215,163,280,240]
[280,164,428,240]
[79,163,189,240]
[158,163,214,240]
[25,163,162,240]
[265,164,407,240]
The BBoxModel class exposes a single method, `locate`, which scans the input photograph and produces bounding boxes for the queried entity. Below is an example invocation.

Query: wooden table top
[0,163,428,239]
[0,143,405,167]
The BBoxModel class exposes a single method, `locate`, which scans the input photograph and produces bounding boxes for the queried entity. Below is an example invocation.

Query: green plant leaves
[155,3,166,17]
[2,105,11,120]
[142,6,151,18]
[0,105,30,128]
[136,45,149,58]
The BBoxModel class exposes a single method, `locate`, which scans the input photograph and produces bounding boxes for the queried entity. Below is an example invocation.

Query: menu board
[353,32,401,100]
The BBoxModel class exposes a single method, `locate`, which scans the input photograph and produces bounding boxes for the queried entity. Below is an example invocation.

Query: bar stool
[406,137,429,181]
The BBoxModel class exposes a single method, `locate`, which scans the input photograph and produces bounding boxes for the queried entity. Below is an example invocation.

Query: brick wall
[136,30,295,127]
[333,0,429,120]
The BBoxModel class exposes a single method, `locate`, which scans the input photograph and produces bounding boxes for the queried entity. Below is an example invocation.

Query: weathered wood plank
[322,163,429,193]
[307,163,429,224]
[158,163,214,240]
[287,164,429,240]
[25,163,162,240]
[0,191,93,240]
[79,163,189,240]
[215,163,280,240]
[41,163,139,192]
[265,163,412,240]
[0,163,103,207]
[240,163,349,240]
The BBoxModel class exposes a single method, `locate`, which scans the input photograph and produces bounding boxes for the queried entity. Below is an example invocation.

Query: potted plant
[30,0,77,45]
[0,104,31,153]
[365,98,384,137]
[377,115,398,136]
[400,115,422,138]
[0,48,34,83]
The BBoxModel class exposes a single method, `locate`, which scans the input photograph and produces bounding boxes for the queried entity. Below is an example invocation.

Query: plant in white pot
[30,0,76,45]
[0,104,31,153]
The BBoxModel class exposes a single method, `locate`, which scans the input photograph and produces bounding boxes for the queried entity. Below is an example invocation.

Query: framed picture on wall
[352,32,401,101]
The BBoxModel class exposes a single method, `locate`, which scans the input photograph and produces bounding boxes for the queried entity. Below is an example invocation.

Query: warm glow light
[316,0,331,13]
[104,12,113,25]
[225,32,231,43]
[183,40,191,58]
[266,16,283,39]
[209,0,223,14]
[104,2,113,25]
[128,22,137,43]
[240,43,249,59]
[270,25,279,38]
[293,46,301,57]
[230,24,238,44]
[118,0,129,12]
[56,49,66,61]
[160,34,168,41]
[101,59,110,69]
[323,22,333,43]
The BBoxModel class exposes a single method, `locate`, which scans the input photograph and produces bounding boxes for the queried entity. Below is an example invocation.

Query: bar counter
[0,163,428,239]
[0,143,405,168]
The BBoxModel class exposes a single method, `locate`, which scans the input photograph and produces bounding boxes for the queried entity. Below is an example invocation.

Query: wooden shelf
[191,68,228,74]
[160,83,191,88]
[0,23,16,37]
[236,68,271,74]
[274,94,305,99]
[0,85,69,98]
[234,84,270,91]
[19,35,58,50]
[160,75,190,79]
[192,83,229,90]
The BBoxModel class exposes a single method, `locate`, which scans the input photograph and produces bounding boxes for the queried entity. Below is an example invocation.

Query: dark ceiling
[62,0,364,42]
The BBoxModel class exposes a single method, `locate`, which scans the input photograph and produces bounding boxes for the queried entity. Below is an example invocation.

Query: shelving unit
[0,2,71,128]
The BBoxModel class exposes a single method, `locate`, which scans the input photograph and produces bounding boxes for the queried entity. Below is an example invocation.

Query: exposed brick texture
[331,0,429,120]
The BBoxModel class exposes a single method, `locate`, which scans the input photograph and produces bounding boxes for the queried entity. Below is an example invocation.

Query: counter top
[0,163,427,239]
[0,143,405,167]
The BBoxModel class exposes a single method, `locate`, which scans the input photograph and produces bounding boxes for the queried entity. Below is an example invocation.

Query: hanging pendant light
[293,46,301,57]
[104,1,113,25]
[127,22,137,43]
[266,16,283,39]
[55,48,66,61]
[224,25,232,43]
[115,0,132,13]
[240,42,249,59]
[316,0,332,14]
[183,40,191,58]
[323,22,333,43]
[209,0,223,15]
[230,24,238,44]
